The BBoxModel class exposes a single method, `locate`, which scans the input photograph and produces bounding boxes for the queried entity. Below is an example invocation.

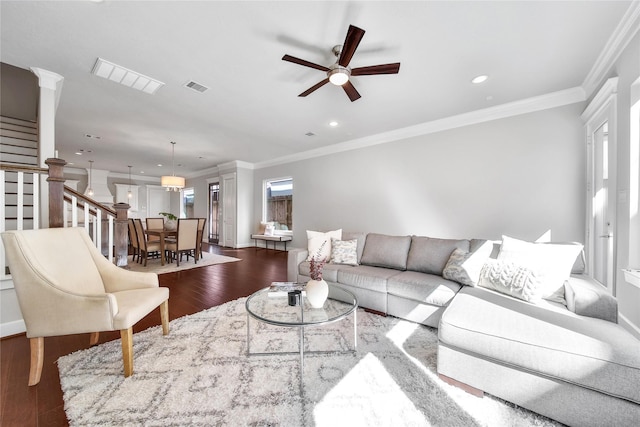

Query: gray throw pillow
[443,242,493,286]
[360,233,411,270]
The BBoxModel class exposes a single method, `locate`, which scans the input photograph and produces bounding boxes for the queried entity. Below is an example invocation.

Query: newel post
[113,203,130,267]
[45,157,67,228]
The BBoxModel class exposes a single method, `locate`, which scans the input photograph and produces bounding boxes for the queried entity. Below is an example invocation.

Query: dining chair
[1,227,169,386]
[197,218,207,259]
[146,218,165,242]
[133,218,162,266]
[166,218,199,267]
[128,218,140,263]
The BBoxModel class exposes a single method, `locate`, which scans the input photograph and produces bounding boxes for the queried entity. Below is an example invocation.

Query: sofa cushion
[387,271,461,307]
[360,234,411,270]
[439,286,640,405]
[298,261,352,283]
[406,236,470,275]
[337,265,400,293]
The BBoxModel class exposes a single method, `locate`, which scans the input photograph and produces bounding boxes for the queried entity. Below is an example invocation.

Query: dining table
[145,228,177,266]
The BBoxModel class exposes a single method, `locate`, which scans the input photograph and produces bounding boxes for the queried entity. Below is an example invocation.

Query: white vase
[164,219,177,231]
[306,279,328,308]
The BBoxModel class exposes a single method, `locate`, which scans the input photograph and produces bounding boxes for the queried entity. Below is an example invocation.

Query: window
[263,177,293,233]
[182,188,194,218]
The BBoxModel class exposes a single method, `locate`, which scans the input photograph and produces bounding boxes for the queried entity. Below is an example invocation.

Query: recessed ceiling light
[329,121,338,127]
[472,75,489,84]
[84,134,101,140]
[140,171,145,174]
[75,151,83,155]
[157,164,163,167]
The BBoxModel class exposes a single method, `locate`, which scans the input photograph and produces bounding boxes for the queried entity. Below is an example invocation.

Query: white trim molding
[255,87,586,170]
[0,319,26,338]
[582,1,640,98]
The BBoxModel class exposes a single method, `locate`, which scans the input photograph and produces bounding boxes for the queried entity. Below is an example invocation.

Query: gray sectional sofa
[287,231,640,427]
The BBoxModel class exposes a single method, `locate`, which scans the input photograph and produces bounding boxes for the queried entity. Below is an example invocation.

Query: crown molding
[254,87,586,170]
[581,77,619,122]
[582,0,640,98]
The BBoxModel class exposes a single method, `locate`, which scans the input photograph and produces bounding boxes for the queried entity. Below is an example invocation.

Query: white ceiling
[0,1,632,177]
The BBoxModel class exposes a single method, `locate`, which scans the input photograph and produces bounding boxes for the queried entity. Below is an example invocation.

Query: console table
[251,234,292,251]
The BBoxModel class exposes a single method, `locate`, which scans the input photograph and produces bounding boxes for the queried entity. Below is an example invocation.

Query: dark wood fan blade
[351,63,401,76]
[299,78,330,97]
[342,80,361,102]
[282,54,329,72]
[338,25,365,67]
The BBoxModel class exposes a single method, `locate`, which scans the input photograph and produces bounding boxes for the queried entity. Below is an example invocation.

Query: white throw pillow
[497,235,583,304]
[306,229,342,262]
[478,259,542,303]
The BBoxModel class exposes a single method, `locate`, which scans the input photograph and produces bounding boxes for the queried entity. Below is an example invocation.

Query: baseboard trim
[1,319,26,338]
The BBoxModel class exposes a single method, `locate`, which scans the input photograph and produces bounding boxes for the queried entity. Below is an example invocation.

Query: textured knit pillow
[478,259,542,303]
[497,235,582,304]
[329,238,358,266]
[443,242,493,286]
[306,229,342,262]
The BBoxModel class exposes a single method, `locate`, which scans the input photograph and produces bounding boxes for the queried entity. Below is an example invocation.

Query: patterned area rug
[58,298,562,426]
[126,251,240,274]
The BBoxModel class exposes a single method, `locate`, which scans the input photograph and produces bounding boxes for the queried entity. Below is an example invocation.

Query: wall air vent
[91,58,164,95]
[184,80,209,93]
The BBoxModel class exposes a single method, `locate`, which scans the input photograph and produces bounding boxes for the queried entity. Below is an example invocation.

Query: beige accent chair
[166,218,199,267]
[133,218,162,266]
[1,227,170,386]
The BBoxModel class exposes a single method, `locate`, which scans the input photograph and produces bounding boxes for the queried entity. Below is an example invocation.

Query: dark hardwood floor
[0,244,289,427]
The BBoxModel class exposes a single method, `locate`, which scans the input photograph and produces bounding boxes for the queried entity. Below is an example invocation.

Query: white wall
[253,103,586,249]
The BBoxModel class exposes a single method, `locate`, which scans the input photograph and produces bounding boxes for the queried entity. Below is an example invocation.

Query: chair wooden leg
[89,332,100,346]
[160,300,169,335]
[28,337,44,386]
[120,327,134,377]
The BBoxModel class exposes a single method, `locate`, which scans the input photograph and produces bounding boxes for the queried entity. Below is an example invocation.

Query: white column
[31,67,64,229]
[30,67,64,167]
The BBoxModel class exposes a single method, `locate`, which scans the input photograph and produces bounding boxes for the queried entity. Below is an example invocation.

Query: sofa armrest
[287,248,308,282]
[565,275,618,323]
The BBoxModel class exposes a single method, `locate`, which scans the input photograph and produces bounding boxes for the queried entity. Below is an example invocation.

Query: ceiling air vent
[305,132,315,137]
[184,80,209,93]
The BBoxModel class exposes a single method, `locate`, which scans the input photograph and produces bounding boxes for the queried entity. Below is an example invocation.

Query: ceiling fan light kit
[282,24,400,102]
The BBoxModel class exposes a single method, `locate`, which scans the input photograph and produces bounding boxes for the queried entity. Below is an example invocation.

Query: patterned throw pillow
[477,259,542,303]
[442,242,493,286]
[329,238,358,266]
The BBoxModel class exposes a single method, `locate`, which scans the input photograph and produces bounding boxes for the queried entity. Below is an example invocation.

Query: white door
[593,121,615,289]
[221,173,236,248]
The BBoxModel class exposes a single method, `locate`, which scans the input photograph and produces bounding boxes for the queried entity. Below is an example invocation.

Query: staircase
[0,116,39,167]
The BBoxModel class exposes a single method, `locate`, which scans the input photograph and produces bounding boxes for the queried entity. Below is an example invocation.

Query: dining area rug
[57,298,561,426]
[126,251,240,274]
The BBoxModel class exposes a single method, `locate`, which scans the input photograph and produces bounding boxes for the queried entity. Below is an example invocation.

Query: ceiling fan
[282,25,400,102]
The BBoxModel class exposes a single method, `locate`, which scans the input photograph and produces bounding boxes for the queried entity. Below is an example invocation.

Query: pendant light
[161,141,185,192]
[87,160,94,196]
[127,165,133,199]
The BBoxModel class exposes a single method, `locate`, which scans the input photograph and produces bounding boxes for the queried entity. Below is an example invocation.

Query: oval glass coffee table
[245,285,358,385]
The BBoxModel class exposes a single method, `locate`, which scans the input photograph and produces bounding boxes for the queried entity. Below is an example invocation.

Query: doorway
[582,77,618,293]
[208,182,220,244]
